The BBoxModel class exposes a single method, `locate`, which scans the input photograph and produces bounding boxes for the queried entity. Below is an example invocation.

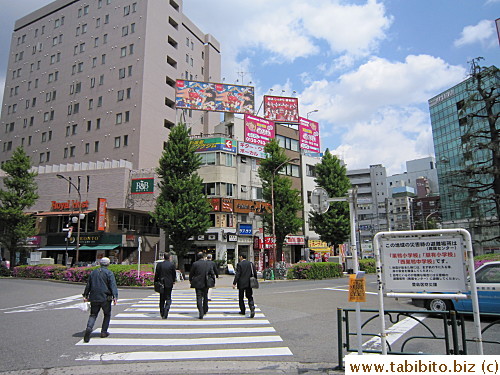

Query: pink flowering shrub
[13,265,66,279]
[12,264,154,286]
[115,269,155,286]
[473,253,500,269]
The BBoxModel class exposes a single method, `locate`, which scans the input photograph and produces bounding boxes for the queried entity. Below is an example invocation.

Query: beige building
[1,0,221,169]
[0,0,221,266]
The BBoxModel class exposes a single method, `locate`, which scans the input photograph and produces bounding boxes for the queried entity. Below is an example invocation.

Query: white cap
[100,257,111,266]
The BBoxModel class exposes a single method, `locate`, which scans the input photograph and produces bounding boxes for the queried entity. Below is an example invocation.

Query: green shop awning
[78,245,120,251]
[38,247,75,251]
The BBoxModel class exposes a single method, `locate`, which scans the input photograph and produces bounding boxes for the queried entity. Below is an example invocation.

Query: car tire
[427,298,452,312]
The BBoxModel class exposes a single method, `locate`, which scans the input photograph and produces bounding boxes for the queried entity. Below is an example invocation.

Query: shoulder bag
[249,263,259,289]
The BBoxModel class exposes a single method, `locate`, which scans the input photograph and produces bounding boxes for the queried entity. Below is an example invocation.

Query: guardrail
[337,308,500,370]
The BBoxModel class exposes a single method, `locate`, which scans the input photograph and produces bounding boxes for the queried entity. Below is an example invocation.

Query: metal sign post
[137,236,142,278]
[374,229,483,355]
[312,186,364,354]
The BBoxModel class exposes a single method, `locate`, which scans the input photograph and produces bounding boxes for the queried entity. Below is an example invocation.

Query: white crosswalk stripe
[76,288,293,361]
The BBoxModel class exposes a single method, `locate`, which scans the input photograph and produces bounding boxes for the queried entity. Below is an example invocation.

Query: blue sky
[1,0,498,174]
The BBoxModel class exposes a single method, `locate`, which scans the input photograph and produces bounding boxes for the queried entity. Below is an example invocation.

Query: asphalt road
[0,275,498,374]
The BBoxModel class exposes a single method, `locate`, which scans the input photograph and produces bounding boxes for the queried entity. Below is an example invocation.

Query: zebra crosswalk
[76,288,293,362]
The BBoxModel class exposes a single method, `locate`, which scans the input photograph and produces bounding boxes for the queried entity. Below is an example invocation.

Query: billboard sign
[244,114,275,146]
[379,236,467,293]
[238,142,267,159]
[299,117,321,153]
[175,80,254,114]
[131,178,154,194]
[191,138,237,153]
[263,95,299,123]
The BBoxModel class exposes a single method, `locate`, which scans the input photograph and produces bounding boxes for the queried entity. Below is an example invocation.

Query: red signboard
[97,198,107,231]
[299,117,321,153]
[244,114,275,146]
[175,80,254,114]
[263,96,299,123]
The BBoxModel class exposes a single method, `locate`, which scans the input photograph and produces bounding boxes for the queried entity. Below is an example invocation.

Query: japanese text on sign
[380,236,467,293]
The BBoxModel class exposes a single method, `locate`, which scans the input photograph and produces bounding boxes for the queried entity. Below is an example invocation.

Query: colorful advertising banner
[263,96,299,123]
[175,80,254,114]
[238,142,267,159]
[299,117,321,153]
[191,138,237,153]
[244,114,275,146]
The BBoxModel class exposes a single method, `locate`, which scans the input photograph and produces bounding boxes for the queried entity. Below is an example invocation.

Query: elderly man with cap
[82,257,118,343]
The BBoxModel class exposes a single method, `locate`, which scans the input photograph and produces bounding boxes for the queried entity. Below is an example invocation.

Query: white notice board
[379,235,467,293]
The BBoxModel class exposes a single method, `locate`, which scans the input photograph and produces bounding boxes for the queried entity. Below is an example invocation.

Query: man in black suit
[206,253,219,301]
[232,253,256,318]
[189,252,214,319]
[154,253,177,319]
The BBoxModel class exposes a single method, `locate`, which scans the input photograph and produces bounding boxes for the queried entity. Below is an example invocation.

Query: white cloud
[301,55,466,125]
[332,107,433,174]
[298,55,465,173]
[184,0,392,73]
[454,19,496,47]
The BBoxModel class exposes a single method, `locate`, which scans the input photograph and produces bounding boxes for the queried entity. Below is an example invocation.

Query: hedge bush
[359,258,376,273]
[287,262,343,280]
[473,253,500,269]
[11,264,155,286]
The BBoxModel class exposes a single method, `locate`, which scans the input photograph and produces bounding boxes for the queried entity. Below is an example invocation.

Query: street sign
[378,235,467,293]
[311,187,330,214]
[348,274,366,302]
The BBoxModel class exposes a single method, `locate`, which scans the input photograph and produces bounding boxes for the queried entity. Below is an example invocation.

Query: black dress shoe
[198,314,204,319]
[238,311,245,315]
[100,332,110,338]
[250,309,255,318]
[83,329,91,343]
[163,311,169,319]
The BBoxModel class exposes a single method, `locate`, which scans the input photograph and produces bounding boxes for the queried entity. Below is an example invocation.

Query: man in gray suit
[232,254,256,318]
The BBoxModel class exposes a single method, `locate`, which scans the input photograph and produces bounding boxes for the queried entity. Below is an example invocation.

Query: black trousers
[238,287,255,313]
[86,300,112,333]
[159,287,173,317]
[195,287,209,316]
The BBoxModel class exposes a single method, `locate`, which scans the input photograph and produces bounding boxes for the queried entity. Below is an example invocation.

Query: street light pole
[270,157,299,278]
[425,211,438,229]
[306,109,318,119]
[56,174,84,264]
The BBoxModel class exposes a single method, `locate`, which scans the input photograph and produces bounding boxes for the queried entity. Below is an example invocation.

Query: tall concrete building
[1,0,221,170]
[386,157,439,197]
[0,0,222,265]
[346,164,389,256]
[428,65,499,254]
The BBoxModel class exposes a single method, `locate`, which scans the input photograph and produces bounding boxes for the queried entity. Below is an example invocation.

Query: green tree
[151,123,212,272]
[309,150,350,246]
[0,147,39,268]
[455,59,499,243]
[258,139,302,265]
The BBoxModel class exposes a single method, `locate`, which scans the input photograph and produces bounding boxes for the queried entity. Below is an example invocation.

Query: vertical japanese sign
[348,274,366,302]
[97,198,107,231]
[263,96,299,123]
[244,114,275,146]
[379,236,467,293]
[299,117,321,153]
